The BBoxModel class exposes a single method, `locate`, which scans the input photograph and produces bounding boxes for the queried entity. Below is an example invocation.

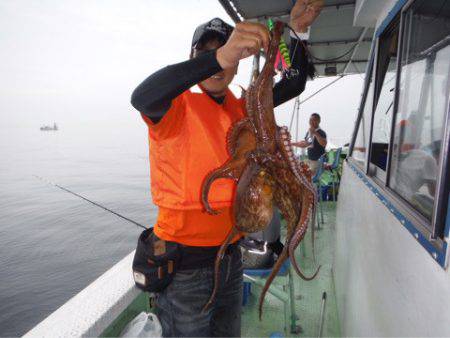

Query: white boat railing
[24,251,140,338]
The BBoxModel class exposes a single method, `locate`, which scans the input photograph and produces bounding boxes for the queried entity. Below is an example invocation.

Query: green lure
[267,18,291,68]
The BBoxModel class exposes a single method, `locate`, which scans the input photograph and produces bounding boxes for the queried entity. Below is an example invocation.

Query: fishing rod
[33,175,147,230]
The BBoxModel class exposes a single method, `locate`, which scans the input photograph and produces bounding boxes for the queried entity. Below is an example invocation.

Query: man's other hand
[290,0,324,32]
[216,22,269,69]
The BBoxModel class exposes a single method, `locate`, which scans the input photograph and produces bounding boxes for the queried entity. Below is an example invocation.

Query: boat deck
[241,202,340,337]
[101,202,340,337]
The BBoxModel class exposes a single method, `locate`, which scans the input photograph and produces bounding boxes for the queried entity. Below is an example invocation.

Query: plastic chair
[327,148,342,201]
[330,148,342,170]
[312,155,326,226]
[242,260,299,335]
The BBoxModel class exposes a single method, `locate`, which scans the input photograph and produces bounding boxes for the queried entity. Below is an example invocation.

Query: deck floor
[241,202,340,337]
[102,202,340,337]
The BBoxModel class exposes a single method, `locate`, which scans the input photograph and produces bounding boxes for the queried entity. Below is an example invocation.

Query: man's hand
[292,140,310,148]
[310,127,327,147]
[216,22,269,69]
[290,0,324,32]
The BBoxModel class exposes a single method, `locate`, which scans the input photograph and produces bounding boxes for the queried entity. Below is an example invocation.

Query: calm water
[0,75,360,336]
[0,121,157,336]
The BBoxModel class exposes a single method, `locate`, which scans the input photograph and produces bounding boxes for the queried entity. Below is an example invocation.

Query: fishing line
[285,23,359,63]
[289,96,299,133]
[33,175,147,230]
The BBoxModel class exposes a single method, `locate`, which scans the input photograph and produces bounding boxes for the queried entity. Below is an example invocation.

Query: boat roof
[218,0,374,76]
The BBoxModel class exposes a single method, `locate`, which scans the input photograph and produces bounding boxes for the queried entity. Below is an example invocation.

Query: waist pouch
[132,228,240,292]
[132,228,181,293]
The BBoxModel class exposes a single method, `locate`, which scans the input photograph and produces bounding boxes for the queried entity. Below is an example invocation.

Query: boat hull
[334,162,450,336]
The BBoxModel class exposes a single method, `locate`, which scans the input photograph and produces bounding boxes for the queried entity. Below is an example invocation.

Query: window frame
[349,0,450,267]
[432,90,450,239]
[367,19,400,182]
[348,43,376,171]
[385,8,406,187]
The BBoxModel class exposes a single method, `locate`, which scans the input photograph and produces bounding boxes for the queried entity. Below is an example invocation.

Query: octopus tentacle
[271,173,319,281]
[245,84,255,118]
[258,228,293,320]
[289,194,321,280]
[226,117,253,157]
[252,30,277,154]
[295,159,319,264]
[201,160,244,215]
[278,126,319,264]
[202,227,240,313]
[266,162,317,282]
[278,127,316,196]
[203,119,255,215]
[258,182,298,318]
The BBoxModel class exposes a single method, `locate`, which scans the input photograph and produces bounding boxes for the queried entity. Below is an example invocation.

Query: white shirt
[391,149,438,201]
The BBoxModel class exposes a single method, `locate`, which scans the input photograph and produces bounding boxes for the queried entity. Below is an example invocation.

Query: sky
[0,0,364,145]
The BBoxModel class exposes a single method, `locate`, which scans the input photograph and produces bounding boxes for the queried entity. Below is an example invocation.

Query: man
[391,127,439,219]
[292,112,327,173]
[391,148,438,198]
[130,1,323,336]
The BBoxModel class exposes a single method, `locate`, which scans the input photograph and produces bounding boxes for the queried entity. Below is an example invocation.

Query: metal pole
[288,269,298,334]
[249,52,260,87]
[343,27,369,74]
[289,97,298,133]
[243,275,289,302]
[296,97,300,144]
[217,0,242,23]
[317,292,327,338]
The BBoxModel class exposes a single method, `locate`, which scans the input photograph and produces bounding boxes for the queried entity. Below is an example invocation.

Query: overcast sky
[0,0,364,145]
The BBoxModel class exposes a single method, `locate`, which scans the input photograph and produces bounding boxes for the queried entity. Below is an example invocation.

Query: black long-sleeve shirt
[131,37,312,123]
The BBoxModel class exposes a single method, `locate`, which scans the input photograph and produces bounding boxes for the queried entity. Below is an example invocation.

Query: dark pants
[155,247,243,337]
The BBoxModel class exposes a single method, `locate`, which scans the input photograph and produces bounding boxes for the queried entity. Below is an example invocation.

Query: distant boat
[40,123,58,131]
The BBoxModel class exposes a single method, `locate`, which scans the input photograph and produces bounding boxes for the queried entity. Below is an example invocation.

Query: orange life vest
[142,85,246,246]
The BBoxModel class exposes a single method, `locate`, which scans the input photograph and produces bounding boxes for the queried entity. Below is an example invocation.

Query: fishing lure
[267,18,298,79]
[278,36,292,68]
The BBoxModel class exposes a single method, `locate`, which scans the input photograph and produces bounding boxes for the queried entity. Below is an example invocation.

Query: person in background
[130,1,323,336]
[391,147,438,201]
[292,112,327,173]
[391,112,440,218]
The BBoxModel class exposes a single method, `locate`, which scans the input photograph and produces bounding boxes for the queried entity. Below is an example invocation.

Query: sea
[0,75,361,337]
[0,121,156,336]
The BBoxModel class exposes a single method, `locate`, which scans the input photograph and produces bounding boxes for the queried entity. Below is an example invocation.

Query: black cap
[191,18,234,48]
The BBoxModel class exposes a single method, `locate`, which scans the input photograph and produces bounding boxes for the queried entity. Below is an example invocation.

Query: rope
[300,75,346,105]
[33,175,147,230]
[285,23,359,63]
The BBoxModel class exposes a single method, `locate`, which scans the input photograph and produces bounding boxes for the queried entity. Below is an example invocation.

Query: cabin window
[389,0,450,223]
[368,24,399,181]
[352,67,375,169]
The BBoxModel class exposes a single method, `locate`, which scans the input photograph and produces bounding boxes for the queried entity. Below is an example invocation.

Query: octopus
[201,21,320,318]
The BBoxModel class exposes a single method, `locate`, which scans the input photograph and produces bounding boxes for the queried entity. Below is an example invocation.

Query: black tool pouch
[132,228,181,293]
